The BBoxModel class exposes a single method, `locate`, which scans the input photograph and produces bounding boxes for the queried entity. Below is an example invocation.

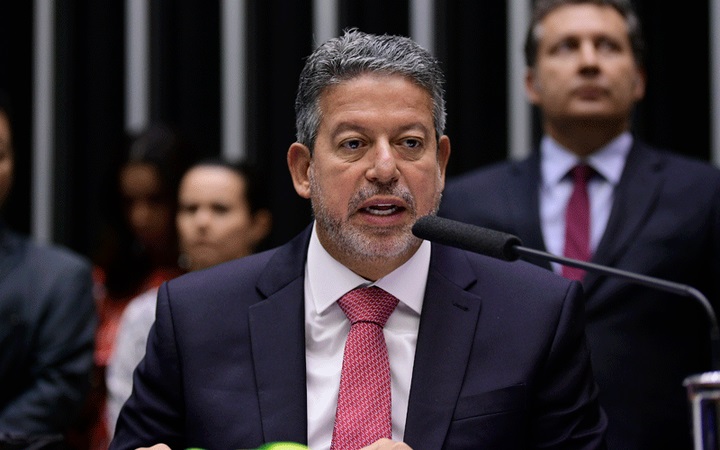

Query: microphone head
[412,215,522,261]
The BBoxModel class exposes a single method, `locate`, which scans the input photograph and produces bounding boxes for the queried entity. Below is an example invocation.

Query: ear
[525,68,542,105]
[632,66,647,101]
[437,135,451,188]
[287,142,312,199]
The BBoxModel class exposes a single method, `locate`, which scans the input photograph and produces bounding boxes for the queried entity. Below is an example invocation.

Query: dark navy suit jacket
[0,225,95,436]
[110,225,607,450]
[439,140,720,450]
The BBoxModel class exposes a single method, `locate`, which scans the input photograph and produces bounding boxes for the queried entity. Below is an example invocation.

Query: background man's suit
[110,225,607,450]
[0,224,96,437]
[439,140,720,449]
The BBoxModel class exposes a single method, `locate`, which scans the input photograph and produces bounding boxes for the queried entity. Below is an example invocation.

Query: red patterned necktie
[563,164,594,281]
[330,286,399,450]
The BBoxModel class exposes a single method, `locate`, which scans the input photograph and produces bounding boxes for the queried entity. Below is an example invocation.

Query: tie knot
[570,164,594,184]
[338,286,399,327]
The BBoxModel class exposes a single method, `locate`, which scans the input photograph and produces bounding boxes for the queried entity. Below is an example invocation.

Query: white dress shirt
[305,222,430,450]
[539,132,632,273]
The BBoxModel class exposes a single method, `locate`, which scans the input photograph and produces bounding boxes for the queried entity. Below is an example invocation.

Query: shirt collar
[306,221,429,316]
[540,132,632,187]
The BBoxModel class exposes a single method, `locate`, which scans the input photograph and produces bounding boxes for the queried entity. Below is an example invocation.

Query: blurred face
[526,4,645,133]
[287,73,450,280]
[177,166,268,271]
[0,112,13,209]
[119,162,174,251]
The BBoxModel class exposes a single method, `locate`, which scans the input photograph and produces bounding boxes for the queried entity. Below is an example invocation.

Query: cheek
[311,166,355,210]
[406,164,443,209]
[177,218,194,240]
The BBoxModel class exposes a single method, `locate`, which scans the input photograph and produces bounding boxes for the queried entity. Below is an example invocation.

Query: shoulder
[4,231,92,280]
[634,141,720,179]
[432,243,573,298]
[168,246,279,293]
[444,159,519,192]
[17,234,91,270]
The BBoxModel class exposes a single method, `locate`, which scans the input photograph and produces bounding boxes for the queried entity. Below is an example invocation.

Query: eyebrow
[330,121,431,139]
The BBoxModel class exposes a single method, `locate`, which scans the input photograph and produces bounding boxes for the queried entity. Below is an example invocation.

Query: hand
[361,438,413,449]
[137,445,171,450]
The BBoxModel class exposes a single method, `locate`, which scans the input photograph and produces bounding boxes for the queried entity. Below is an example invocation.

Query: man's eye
[552,39,577,54]
[404,139,421,148]
[341,139,362,150]
[596,38,621,52]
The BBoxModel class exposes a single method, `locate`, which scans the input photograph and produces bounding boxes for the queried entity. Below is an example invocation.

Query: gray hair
[294,28,446,151]
[524,0,645,68]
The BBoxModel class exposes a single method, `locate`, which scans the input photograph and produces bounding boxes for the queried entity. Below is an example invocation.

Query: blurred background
[0,0,717,258]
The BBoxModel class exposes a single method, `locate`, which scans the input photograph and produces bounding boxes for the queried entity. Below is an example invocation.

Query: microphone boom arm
[515,245,720,370]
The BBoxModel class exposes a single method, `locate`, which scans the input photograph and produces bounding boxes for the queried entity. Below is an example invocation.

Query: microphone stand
[515,245,720,370]
[514,246,720,450]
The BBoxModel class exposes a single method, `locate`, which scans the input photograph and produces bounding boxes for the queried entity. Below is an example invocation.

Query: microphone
[413,215,720,370]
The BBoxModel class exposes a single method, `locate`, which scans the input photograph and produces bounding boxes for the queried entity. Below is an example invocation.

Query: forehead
[180,166,246,200]
[317,73,434,129]
[539,4,629,41]
[121,163,164,195]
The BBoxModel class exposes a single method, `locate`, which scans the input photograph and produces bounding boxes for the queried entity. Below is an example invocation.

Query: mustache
[347,181,416,214]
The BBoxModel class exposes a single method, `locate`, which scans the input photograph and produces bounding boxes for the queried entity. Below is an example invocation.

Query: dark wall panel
[0,2,33,236]
[437,2,509,176]
[247,0,314,248]
[0,0,715,257]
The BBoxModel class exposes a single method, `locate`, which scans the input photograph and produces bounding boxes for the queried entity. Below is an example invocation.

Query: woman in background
[69,123,194,450]
[105,157,272,435]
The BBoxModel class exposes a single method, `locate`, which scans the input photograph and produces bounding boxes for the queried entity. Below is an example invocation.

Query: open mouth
[363,204,405,216]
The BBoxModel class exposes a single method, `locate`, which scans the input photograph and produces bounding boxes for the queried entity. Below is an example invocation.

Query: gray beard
[308,165,442,263]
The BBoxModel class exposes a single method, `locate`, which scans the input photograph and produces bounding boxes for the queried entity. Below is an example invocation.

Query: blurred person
[105,157,272,435]
[439,1,720,448]
[0,90,96,447]
[68,124,194,450]
[109,29,606,450]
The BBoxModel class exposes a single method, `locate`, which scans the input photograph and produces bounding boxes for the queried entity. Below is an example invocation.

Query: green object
[256,443,308,450]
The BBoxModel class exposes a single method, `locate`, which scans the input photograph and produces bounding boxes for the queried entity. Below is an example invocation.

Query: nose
[366,141,399,183]
[579,41,599,67]
[193,208,212,229]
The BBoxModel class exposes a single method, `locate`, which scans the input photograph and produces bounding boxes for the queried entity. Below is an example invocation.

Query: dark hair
[185,157,270,214]
[524,0,645,68]
[97,123,195,298]
[295,28,446,150]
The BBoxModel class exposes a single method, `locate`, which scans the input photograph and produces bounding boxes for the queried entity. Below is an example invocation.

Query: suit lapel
[249,228,311,444]
[404,244,483,450]
[509,154,552,270]
[584,143,664,294]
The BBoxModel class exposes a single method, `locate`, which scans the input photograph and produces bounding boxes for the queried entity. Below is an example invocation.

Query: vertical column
[313,0,339,47]
[410,0,435,55]
[221,0,246,162]
[125,0,150,134]
[507,0,531,161]
[32,0,55,243]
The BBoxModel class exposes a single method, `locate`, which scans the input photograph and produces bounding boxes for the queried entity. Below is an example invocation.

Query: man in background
[440,1,720,448]
[0,91,96,447]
